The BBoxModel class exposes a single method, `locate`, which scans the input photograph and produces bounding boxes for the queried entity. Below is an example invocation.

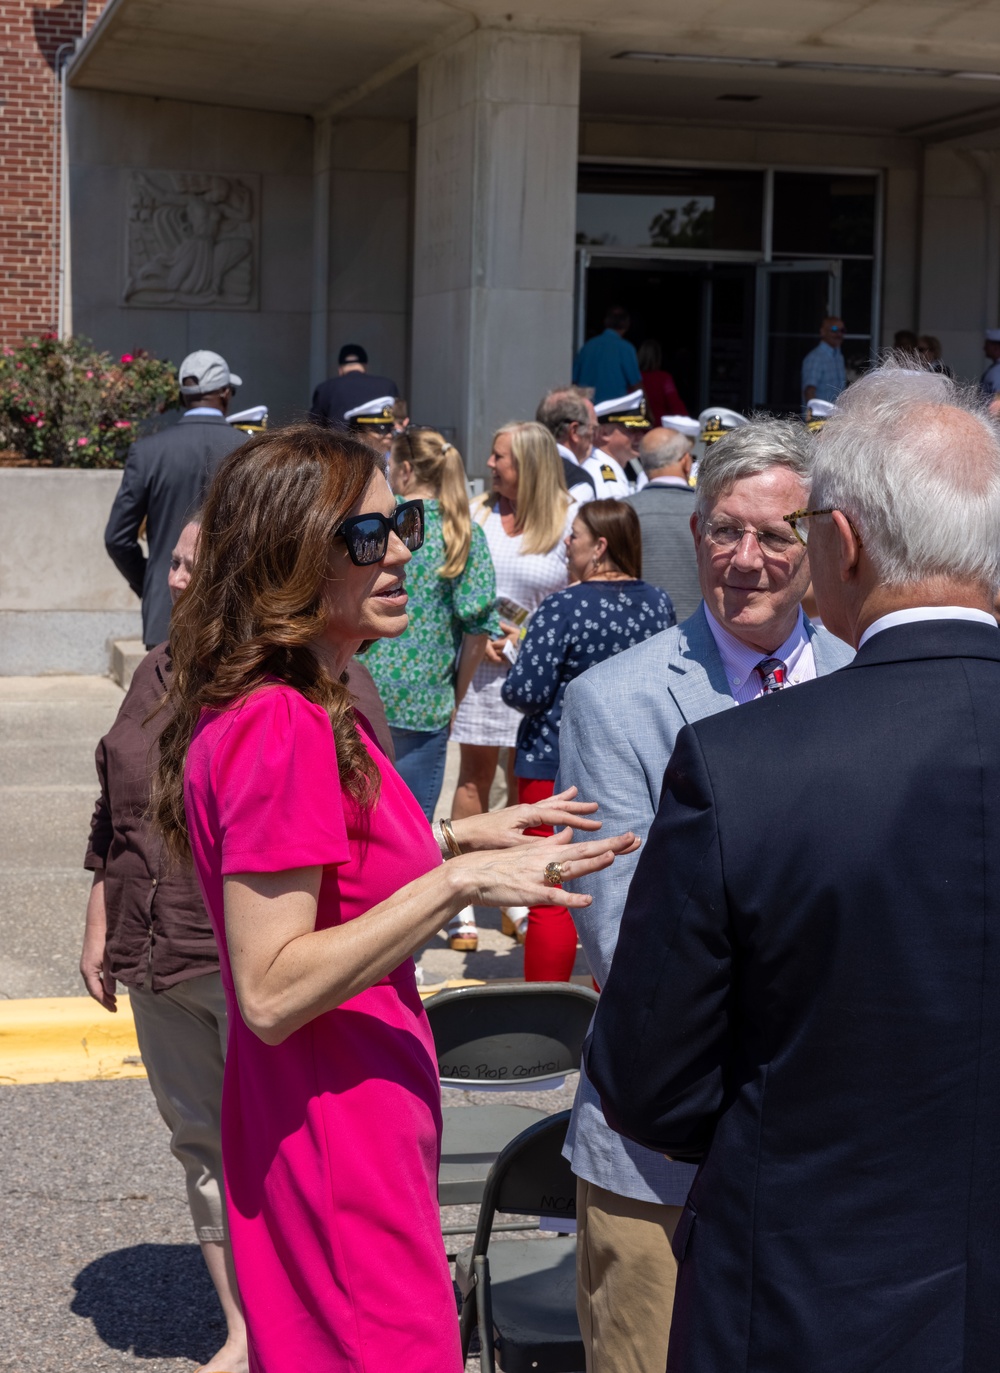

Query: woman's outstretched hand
[448,827,640,912]
[450,786,602,851]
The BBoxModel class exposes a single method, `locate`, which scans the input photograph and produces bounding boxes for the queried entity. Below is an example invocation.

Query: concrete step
[109,638,146,690]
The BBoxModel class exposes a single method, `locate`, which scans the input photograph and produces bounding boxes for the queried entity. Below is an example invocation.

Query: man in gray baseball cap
[105,349,246,647]
[177,349,242,398]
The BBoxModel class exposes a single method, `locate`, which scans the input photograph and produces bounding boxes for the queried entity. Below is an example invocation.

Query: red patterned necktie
[757,656,787,694]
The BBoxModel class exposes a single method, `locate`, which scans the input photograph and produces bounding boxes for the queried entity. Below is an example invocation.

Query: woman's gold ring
[543,861,566,887]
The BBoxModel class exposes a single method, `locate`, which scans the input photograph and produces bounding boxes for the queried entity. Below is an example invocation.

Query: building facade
[10,1,1000,468]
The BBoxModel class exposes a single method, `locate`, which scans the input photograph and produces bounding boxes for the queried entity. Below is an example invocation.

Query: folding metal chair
[423,982,598,1228]
[457,1110,582,1373]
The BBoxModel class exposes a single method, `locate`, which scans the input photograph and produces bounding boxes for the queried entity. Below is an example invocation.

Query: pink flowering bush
[0,335,179,467]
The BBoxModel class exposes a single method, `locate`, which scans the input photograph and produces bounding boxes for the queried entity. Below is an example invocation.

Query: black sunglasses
[336,498,425,567]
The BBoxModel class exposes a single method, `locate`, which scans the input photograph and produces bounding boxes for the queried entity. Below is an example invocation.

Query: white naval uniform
[982,360,1000,395]
[583,449,632,499]
[555,443,598,506]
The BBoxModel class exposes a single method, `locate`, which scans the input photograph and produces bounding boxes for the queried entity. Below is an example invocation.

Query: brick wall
[0,0,108,346]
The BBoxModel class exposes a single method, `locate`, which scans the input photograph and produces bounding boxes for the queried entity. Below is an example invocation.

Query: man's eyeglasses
[702,518,802,557]
[336,499,424,566]
[783,507,862,547]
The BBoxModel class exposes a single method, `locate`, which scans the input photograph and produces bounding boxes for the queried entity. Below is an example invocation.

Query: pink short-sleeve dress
[183,683,462,1373]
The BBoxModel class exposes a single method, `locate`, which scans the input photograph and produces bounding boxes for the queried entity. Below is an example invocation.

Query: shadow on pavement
[71,1243,224,1360]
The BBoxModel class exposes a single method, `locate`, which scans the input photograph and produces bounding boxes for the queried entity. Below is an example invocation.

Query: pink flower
[120,353,133,364]
[77,437,88,446]
[113,419,131,428]
[85,370,93,379]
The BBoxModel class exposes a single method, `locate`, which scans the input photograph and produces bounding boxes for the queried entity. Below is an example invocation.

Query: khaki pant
[576,1177,682,1373]
[129,972,228,1243]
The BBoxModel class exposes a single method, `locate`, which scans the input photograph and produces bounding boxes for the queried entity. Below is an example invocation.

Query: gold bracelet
[440,817,464,858]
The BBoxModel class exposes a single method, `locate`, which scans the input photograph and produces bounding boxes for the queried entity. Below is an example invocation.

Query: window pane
[772,173,877,256]
[766,270,833,412]
[577,166,764,252]
[709,268,755,412]
[840,259,873,338]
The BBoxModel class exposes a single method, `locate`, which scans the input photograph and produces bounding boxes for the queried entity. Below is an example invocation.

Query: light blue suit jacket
[557,604,855,1204]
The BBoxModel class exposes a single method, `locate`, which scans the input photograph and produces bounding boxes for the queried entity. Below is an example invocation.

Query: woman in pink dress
[152,425,637,1372]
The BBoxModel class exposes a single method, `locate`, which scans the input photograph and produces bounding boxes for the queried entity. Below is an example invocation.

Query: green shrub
[0,334,179,468]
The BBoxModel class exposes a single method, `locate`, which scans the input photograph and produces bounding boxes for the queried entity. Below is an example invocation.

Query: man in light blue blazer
[557,417,854,1373]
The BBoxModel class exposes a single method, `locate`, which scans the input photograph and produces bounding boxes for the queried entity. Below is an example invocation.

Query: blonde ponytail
[390,429,473,579]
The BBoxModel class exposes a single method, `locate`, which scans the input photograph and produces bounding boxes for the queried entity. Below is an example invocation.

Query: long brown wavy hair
[153,424,383,863]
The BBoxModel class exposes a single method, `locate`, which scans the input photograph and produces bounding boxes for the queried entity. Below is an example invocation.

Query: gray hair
[638,427,693,475]
[536,387,590,443]
[694,417,812,517]
[811,361,1000,591]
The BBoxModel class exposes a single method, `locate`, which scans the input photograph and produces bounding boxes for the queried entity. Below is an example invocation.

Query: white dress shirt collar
[556,442,580,466]
[858,605,997,650]
[648,476,692,489]
[183,406,225,418]
[703,603,815,704]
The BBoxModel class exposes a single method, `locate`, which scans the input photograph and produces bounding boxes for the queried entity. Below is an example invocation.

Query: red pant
[518,776,578,982]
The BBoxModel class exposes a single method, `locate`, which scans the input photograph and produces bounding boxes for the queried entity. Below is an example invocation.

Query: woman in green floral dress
[363,428,501,948]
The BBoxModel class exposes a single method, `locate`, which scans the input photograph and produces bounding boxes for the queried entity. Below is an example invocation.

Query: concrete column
[310,116,332,393]
[919,144,1000,380]
[411,28,580,471]
[327,119,412,391]
[310,117,413,393]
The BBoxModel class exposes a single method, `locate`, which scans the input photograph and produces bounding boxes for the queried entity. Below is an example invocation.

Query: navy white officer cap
[594,389,650,428]
[698,407,748,444]
[805,398,836,432]
[344,395,396,432]
[661,414,701,439]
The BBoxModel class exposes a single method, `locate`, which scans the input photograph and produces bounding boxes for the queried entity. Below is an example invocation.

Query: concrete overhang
[68,0,1000,140]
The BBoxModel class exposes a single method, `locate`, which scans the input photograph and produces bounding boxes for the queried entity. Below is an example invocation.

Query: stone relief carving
[124,171,258,308]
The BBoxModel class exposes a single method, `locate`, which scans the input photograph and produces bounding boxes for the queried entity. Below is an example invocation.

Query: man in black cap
[309,344,400,430]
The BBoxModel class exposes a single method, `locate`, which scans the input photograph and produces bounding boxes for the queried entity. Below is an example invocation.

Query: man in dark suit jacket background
[308,343,399,430]
[587,361,1000,1372]
[105,350,246,648]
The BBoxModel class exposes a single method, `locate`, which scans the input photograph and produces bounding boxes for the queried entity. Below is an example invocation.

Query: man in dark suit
[536,386,598,504]
[309,343,399,430]
[586,362,1000,1372]
[105,350,245,648]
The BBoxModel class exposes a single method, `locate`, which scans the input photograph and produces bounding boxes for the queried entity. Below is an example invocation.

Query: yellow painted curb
[0,980,489,1087]
[0,996,145,1087]
[418,977,485,999]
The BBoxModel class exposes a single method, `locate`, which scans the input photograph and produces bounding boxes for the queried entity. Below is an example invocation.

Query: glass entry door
[753,261,841,412]
[578,254,756,415]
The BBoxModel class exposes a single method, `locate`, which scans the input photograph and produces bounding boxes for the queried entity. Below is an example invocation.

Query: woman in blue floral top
[364,429,502,949]
[502,499,675,980]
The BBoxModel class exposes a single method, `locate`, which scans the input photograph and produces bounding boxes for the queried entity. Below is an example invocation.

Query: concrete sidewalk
[0,676,125,1001]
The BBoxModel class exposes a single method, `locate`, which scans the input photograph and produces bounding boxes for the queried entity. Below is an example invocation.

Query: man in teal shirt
[573,306,642,404]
